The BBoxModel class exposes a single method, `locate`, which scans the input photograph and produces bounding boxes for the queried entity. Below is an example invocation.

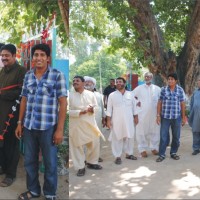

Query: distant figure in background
[0,43,5,70]
[103,79,116,109]
[189,76,200,155]
[132,72,161,158]
[84,76,106,162]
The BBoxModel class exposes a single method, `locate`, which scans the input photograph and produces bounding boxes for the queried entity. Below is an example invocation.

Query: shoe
[141,151,148,157]
[0,177,15,187]
[77,168,85,176]
[126,155,137,160]
[192,150,200,155]
[151,150,159,155]
[156,156,165,162]
[115,157,122,165]
[87,163,102,170]
[98,157,103,162]
[170,154,180,160]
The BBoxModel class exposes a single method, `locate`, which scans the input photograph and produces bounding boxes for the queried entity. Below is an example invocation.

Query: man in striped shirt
[156,73,186,162]
[15,43,67,200]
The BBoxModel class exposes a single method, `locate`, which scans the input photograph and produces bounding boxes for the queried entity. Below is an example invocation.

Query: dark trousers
[0,124,20,179]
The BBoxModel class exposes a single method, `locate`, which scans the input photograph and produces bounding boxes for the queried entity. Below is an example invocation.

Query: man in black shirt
[103,79,116,109]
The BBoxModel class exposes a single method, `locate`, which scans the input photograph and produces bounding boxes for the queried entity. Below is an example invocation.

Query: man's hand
[156,116,161,125]
[53,129,63,145]
[15,124,23,140]
[106,118,112,129]
[102,117,106,127]
[87,105,94,113]
[182,116,186,126]
[134,115,138,125]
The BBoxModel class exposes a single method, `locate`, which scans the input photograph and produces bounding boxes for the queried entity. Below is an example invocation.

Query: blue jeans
[192,132,200,151]
[159,117,181,157]
[23,126,57,197]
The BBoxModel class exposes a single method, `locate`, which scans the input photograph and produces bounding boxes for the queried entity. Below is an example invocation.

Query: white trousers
[70,136,100,170]
[111,137,134,158]
[136,123,160,153]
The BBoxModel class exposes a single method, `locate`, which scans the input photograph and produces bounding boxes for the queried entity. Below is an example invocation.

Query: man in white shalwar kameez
[106,77,139,165]
[132,72,161,158]
[84,76,106,162]
[69,76,103,176]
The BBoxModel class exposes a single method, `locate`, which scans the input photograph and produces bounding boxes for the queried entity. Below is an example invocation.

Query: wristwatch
[17,121,22,124]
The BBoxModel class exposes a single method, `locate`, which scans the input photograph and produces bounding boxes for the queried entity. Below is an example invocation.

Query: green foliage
[70,44,127,91]
[0,0,67,45]
[152,0,194,54]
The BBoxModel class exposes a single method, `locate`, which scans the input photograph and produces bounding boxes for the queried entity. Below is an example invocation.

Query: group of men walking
[69,70,200,177]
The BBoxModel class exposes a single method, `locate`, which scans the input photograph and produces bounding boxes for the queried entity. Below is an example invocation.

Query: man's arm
[15,96,27,139]
[53,96,67,145]
[181,101,186,126]
[156,100,162,125]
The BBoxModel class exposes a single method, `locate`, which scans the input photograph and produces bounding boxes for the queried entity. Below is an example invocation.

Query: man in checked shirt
[15,43,67,200]
[156,73,186,162]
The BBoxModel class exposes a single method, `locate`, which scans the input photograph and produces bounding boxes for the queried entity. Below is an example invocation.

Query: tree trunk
[128,0,177,87]
[177,0,200,95]
[58,0,69,39]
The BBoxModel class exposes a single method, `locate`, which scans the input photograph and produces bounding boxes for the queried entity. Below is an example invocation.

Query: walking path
[0,156,68,199]
[69,125,200,199]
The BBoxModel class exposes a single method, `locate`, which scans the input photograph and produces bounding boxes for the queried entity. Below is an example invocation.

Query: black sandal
[126,155,137,160]
[171,154,180,160]
[87,163,102,170]
[18,191,40,200]
[115,157,122,165]
[156,156,165,162]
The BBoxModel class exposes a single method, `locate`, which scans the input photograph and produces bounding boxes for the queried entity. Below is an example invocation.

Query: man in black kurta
[0,44,26,186]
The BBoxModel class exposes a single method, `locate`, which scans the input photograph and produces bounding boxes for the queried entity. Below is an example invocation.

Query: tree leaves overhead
[0,0,67,45]
[152,0,194,54]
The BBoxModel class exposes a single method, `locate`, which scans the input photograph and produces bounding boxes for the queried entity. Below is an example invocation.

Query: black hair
[116,77,126,83]
[0,43,5,51]
[73,75,85,82]
[167,73,178,81]
[0,44,16,55]
[31,43,51,57]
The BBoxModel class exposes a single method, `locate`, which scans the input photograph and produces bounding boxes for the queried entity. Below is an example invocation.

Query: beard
[84,85,95,91]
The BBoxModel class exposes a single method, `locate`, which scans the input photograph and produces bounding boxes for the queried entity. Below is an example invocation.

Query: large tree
[71,0,200,95]
[0,0,69,44]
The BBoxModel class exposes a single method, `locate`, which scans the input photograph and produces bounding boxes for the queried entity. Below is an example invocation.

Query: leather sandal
[156,156,165,162]
[18,191,40,200]
[126,155,137,160]
[87,163,102,170]
[77,168,85,176]
[171,154,180,160]
[0,177,15,187]
[115,157,122,165]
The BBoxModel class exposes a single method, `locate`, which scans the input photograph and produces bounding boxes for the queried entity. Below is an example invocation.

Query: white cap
[84,76,96,87]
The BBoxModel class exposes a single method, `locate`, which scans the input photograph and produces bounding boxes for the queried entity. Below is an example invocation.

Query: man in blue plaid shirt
[156,73,186,162]
[15,43,67,200]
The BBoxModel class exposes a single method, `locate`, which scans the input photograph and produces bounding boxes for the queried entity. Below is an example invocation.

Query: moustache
[2,59,8,62]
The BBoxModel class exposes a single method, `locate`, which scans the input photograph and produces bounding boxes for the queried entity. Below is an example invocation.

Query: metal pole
[52,14,56,68]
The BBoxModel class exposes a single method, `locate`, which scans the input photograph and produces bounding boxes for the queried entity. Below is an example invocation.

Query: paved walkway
[0,156,68,199]
[69,125,200,199]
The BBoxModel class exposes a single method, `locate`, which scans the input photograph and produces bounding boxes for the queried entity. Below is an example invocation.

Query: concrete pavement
[0,156,68,199]
[69,125,200,199]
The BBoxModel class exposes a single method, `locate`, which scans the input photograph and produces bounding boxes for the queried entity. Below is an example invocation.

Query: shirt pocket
[27,82,36,94]
[125,97,132,106]
[42,83,54,96]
